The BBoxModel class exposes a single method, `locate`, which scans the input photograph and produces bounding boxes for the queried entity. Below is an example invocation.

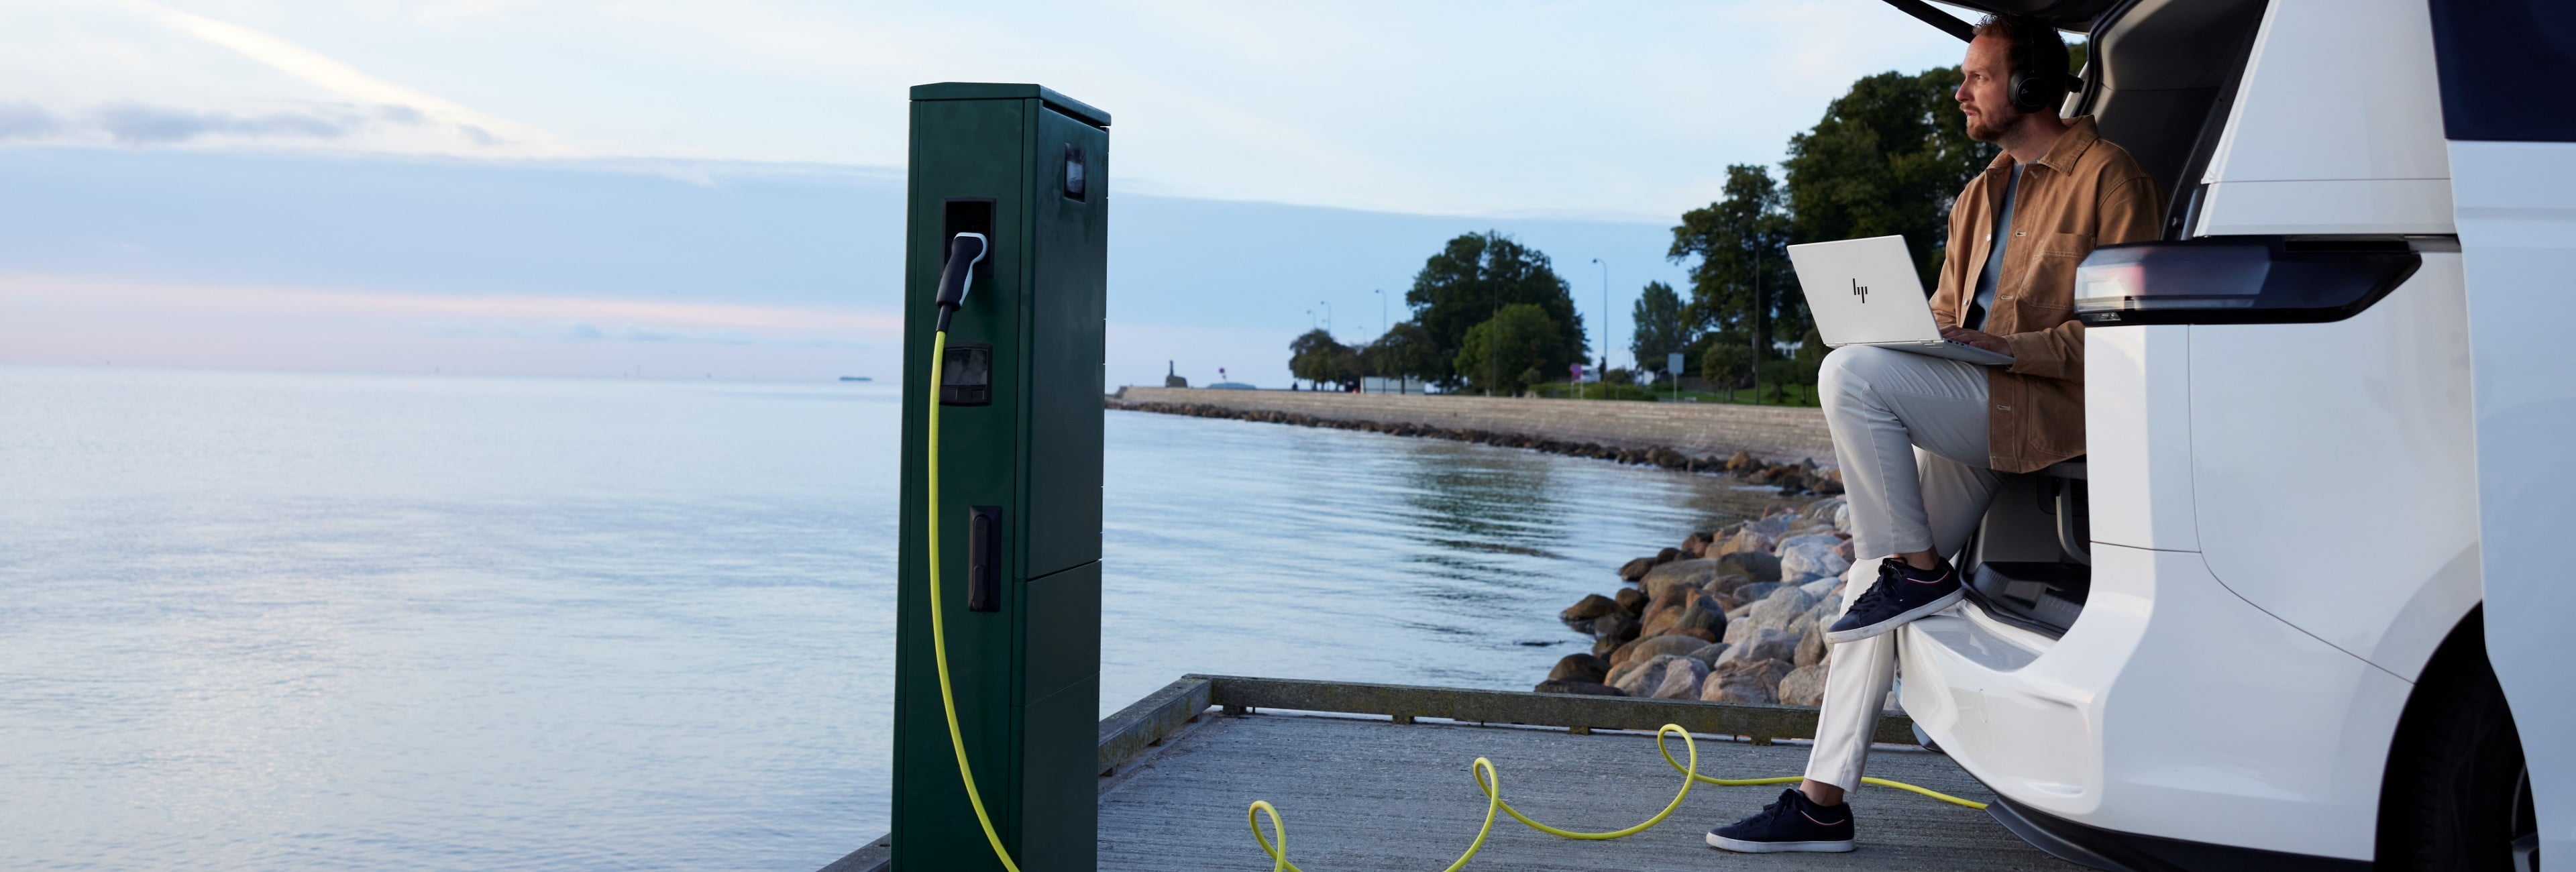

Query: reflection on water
[1097,406,1787,705]
[0,366,1790,871]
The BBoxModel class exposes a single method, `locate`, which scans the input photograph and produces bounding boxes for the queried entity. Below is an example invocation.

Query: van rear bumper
[1895,543,2407,861]
[1986,794,2371,871]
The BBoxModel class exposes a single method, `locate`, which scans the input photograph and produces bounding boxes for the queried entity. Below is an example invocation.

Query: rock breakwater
[1536,496,1861,706]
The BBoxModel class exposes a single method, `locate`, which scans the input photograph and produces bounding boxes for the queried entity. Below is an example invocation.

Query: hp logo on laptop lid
[1851,278,1870,303]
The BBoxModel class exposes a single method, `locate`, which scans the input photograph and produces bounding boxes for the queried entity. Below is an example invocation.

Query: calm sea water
[0,366,1788,871]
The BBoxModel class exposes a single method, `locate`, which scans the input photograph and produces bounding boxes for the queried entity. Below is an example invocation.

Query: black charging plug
[933,232,990,332]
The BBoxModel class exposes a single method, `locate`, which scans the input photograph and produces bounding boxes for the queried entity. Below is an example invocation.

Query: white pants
[1804,345,2003,792]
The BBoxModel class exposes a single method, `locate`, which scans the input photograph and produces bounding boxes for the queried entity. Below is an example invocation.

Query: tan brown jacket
[1930,116,2161,474]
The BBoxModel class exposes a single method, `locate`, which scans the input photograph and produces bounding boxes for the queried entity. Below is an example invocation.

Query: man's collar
[1984,115,2101,174]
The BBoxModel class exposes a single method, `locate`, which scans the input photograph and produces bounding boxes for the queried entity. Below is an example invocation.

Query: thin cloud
[94,103,349,144]
[101,0,567,155]
[0,102,58,140]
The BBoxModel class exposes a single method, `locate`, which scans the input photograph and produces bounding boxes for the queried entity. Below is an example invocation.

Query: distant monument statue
[1163,361,1188,388]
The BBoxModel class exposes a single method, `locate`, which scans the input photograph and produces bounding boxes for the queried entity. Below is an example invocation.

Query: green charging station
[891,83,1109,872]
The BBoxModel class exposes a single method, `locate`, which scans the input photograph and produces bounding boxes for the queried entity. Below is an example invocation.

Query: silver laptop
[1788,235,2012,366]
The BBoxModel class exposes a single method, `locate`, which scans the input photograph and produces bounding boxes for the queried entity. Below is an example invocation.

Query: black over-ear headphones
[2003,15,2072,114]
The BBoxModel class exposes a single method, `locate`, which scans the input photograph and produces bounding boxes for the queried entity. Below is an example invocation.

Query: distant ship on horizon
[839,376,872,382]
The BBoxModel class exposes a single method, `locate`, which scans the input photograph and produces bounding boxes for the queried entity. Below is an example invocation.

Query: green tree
[1363,321,1443,383]
[1403,231,1587,389]
[1670,164,1798,394]
[1627,280,1690,378]
[1288,329,1362,390]
[1782,67,1998,290]
[1452,304,1565,397]
[1700,339,1749,392]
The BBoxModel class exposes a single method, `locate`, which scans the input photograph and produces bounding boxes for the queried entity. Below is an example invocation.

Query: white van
[1881,1,2572,869]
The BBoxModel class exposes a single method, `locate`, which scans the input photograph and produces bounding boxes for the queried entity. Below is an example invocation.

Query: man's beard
[1966,106,2023,143]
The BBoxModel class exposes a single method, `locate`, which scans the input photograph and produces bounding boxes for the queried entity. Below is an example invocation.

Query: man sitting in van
[1705,14,2161,854]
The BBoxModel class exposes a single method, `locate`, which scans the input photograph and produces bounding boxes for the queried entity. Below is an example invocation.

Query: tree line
[1294,54,2079,400]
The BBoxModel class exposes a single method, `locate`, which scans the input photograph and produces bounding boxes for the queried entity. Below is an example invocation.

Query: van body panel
[2186,256,2480,680]
[2200,0,2448,188]
[2083,325,2197,551]
[1908,545,2405,859]
[2194,178,2454,236]
[2449,136,2576,866]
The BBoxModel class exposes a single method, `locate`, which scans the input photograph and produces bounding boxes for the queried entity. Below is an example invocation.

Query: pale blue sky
[0,0,1976,386]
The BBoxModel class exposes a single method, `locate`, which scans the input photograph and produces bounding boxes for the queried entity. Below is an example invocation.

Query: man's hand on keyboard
[1939,327,2008,354]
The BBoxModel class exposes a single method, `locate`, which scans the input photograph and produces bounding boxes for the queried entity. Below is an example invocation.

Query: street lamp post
[1318,301,1332,336]
[1589,258,1609,401]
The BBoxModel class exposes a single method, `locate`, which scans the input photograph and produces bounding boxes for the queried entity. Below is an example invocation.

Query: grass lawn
[1530,381,1821,407]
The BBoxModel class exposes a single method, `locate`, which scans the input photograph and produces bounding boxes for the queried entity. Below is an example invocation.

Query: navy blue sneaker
[1825,557,1964,644]
[1707,787,1856,853]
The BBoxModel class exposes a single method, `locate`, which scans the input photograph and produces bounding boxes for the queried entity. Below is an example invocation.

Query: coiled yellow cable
[928,327,1982,872]
[1248,725,1987,871]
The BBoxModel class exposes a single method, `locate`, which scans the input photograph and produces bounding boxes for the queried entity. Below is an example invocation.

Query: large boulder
[1798,576,1841,600]
[1638,601,1684,638]
[1651,657,1711,700]
[1560,593,1620,624]
[1613,587,1648,614]
[1701,659,1791,704]
[1534,679,1625,697]
[1725,449,1756,472]
[1804,590,1845,626]
[1714,627,1801,669]
[1802,497,1847,526]
[1748,586,1821,632]
[1546,653,1609,684]
[1591,635,1621,656]
[1656,547,1683,565]
[1777,534,1852,585]
[1686,642,1730,667]
[1713,551,1781,583]
[1786,613,1818,637]
[1711,529,1773,559]
[1775,664,1829,706]
[1673,626,1719,643]
[1795,622,1827,667]
[1643,558,1721,601]
[1729,580,1784,605]
[1680,531,1714,558]
[1604,636,1644,668]
[1617,556,1658,582]
[1589,610,1638,643]
[1609,654,1682,696]
[1675,593,1727,639]
[1745,512,1801,539]
[1703,573,1760,600]
[1611,634,1706,669]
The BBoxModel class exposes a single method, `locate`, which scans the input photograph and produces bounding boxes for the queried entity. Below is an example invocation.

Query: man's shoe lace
[1844,559,1907,614]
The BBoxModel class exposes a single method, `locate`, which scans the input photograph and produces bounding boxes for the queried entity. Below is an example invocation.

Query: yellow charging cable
[924,329,1024,872]
[1246,720,1988,871]
[926,319,1980,872]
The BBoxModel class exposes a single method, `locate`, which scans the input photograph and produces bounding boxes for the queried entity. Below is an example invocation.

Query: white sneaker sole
[1823,588,1965,645]
[1706,832,1856,853]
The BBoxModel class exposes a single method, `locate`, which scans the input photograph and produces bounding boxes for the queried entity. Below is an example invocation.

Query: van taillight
[2074,236,2423,325]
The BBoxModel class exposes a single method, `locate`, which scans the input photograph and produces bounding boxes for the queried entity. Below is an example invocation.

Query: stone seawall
[1110,386,1837,467]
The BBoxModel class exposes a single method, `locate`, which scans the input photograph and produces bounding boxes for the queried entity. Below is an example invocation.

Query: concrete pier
[823,675,2072,871]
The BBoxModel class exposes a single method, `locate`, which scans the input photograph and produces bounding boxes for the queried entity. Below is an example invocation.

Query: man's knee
[1818,345,1892,406]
